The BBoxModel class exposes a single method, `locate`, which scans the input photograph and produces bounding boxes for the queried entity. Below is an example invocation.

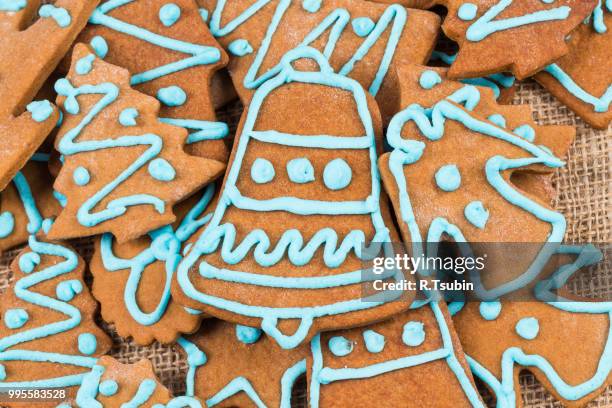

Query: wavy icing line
[89,0,229,142]
[209,0,407,95]
[386,84,567,299]
[100,184,214,327]
[309,301,484,408]
[178,47,405,349]
[0,236,98,389]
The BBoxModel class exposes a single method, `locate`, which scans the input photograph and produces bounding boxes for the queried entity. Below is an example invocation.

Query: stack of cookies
[0,0,610,407]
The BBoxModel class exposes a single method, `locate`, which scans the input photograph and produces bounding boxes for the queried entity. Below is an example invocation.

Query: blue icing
[434,164,461,192]
[177,337,207,397]
[73,166,91,186]
[515,317,539,340]
[513,124,535,142]
[362,330,385,353]
[26,100,54,122]
[99,379,119,396]
[351,17,375,37]
[0,0,26,12]
[90,36,108,59]
[228,39,253,56]
[39,4,71,28]
[328,336,353,356]
[56,280,83,302]
[236,325,263,344]
[76,54,95,75]
[464,201,489,229]
[419,70,442,90]
[159,3,181,27]
[119,108,139,127]
[157,85,187,107]
[479,301,502,320]
[488,114,506,128]
[302,0,321,13]
[19,252,40,273]
[4,309,29,329]
[0,364,5,380]
[0,211,15,238]
[402,321,425,347]
[42,218,53,234]
[458,3,478,21]
[78,333,97,355]
[199,8,209,23]
[53,191,68,207]
[544,64,611,113]
[250,158,275,184]
[287,157,315,184]
[148,158,176,182]
[323,158,351,190]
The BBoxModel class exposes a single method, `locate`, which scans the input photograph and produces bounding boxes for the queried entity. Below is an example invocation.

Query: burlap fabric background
[0,13,610,404]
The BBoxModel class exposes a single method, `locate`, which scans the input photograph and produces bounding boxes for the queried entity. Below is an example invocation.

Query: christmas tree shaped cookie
[535,3,611,129]
[198,0,440,122]
[78,0,231,162]
[0,0,99,190]
[90,185,216,345]
[48,44,225,242]
[172,47,412,349]
[0,237,111,407]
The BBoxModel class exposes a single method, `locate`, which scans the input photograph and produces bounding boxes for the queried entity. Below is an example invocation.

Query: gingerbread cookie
[452,245,612,407]
[183,319,308,407]
[48,44,225,243]
[198,0,441,122]
[378,65,575,299]
[90,185,216,345]
[75,0,231,162]
[309,301,484,407]
[0,0,100,190]
[0,236,111,407]
[172,47,412,349]
[0,156,62,254]
[535,4,611,129]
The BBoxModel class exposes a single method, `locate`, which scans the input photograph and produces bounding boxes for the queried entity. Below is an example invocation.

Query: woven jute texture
[0,79,609,407]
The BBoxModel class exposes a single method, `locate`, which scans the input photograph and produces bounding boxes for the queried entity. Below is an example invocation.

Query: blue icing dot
[4,308,28,329]
[479,301,502,321]
[19,252,40,273]
[287,158,315,184]
[235,325,262,344]
[26,100,54,122]
[0,363,5,381]
[302,0,321,13]
[323,158,352,190]
[148,158,176,182]
[78,333,97,355]
[513,124,536,142]
[39,5,71,27]
[434,164,461,192]
[228,39,253,56]
[157,85,187,107]
[250,158,275,184]
[457,3,478,21]
[75,53,95,75]
[352,17,375,37]
[464,201,489,229]
[56,279,83,302]
[0,211,14,238]
[199,8,209,23]
[90,36,108,59]
[119,108,139,127]
[159,3,181,27]
[488,114,506,128]
[363,330,385,353]
[419,70,442,90]
[402,321,425,347]
[0,0,26,12]
[516,317,539,340]
[99,380,119,397]
[73,166,90,186]
[42,218,54,234]
[328,336,353,356]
